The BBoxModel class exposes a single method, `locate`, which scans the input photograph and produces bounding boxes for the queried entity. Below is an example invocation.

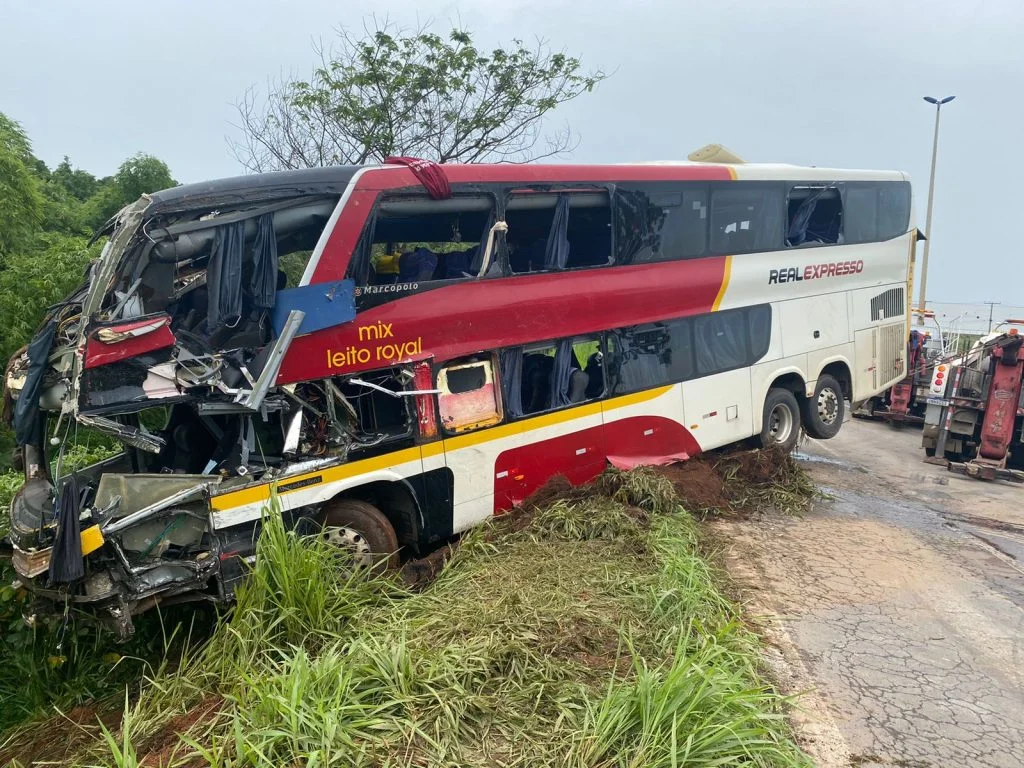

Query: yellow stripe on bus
[210,385,673,512]
[712,255,732,311]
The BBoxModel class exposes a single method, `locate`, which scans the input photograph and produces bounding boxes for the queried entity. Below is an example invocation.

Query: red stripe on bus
[278,256,728,384]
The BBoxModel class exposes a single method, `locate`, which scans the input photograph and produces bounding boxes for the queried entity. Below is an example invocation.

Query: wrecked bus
[3,159,914,637]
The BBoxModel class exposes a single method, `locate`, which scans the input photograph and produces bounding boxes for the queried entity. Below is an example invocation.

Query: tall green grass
[5,468,810,767]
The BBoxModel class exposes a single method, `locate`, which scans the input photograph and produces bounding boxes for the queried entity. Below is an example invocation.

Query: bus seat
[399,248,438,282]
[568,369,590,403]
[444,247,476,279]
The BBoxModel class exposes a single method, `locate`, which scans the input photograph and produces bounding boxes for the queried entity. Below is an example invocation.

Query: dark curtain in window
[47,473,84,583]
[544,195,571,269]
[13,319,57,445]
[208,221,245,329]
[549,338,576,407]
[250,213,279,309]
[500,348,524,418]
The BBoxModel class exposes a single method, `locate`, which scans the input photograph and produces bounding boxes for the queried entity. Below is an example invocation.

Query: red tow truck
[856,329,938,425]
[921,330,1024,482]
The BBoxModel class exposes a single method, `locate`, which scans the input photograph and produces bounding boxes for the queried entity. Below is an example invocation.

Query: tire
[321,499,400,571]
[759,388,801,452]
[802,375,845,440]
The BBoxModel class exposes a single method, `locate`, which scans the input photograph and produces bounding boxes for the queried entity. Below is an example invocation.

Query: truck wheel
[802,375,845,440]
[321,499,399,571]
[760,388,801,452]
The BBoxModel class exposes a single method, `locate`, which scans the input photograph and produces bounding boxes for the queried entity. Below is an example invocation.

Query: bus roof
[147,161,907,207]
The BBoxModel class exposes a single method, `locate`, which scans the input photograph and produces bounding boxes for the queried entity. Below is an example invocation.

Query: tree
[51,156,99,202]
[231,21,606,171]
[84,153,176,230]
[0,113,43,259]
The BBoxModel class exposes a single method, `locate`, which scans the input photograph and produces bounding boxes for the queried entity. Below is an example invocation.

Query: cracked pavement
[714,417,1024,767]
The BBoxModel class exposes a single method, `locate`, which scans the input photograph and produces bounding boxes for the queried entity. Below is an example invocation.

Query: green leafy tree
[0,113,44,259]
[51,156,100,201]
[0,233,99,363]
[85,153,176,230]
[232,21,606,170]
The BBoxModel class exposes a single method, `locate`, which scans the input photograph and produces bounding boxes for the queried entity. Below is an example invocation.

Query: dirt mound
[653,460,730,512]
[716,446,791,485]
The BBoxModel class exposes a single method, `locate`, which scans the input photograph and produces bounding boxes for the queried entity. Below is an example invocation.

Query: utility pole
[984,301,1001,333]
[917,95,955,325]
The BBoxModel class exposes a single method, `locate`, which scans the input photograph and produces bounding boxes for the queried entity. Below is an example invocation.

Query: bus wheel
[321,499,400,571]
[760,388,801,452]
[802,375,845,440]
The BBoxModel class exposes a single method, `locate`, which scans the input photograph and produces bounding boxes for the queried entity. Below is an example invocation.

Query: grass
[713,447,824,515]
[1,463,812,767]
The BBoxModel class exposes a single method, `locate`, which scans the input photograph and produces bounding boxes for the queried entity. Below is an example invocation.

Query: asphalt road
[715,416,1024,768]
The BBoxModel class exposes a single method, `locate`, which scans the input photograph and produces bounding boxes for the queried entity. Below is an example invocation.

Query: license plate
[926,397,949,406]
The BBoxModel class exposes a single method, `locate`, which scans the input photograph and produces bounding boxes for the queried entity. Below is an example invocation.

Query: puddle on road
[793,451,860,471]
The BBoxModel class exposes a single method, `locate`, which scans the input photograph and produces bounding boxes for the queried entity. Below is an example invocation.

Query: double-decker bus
[4,157,914,634]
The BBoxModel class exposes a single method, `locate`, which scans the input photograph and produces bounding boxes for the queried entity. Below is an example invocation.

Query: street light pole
[917,95,955,325]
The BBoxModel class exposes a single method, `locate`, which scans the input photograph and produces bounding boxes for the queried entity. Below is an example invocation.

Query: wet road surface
[714,417,1024,767]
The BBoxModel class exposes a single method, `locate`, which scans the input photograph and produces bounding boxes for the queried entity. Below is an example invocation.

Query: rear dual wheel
[802,375,845,440]
[759,389,801,452]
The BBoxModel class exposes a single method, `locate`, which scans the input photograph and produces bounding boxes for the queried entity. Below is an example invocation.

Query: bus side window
[785,185,842,247]
[710,185,784,255]
[359,196,496,288]
[437,358,502,433]
[842,185,879,244]
[505,192,611,274]
[614,185,708,264]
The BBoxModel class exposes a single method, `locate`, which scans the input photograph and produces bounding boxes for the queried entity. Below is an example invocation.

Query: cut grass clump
[5,468,810,767]
[714,447,824,515]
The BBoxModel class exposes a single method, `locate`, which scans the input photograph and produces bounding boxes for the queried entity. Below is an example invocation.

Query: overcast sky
[2,0,1021,304]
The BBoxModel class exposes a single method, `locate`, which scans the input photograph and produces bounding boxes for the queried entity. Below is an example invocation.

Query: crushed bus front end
[0,168,426,637]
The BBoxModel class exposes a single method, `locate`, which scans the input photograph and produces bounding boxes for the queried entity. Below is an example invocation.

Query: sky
[2,0,1022,304]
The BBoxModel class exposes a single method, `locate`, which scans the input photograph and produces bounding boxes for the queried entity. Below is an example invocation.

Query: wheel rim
[323,525,374,568]
[768,403,794,444]
[816,388,840,426]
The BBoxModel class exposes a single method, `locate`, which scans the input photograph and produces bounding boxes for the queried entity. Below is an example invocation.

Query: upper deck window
[709,185,784,255]
[615,185,708,264]
[842,181,911,244]
[358,195,496,287]
[786,186,842,247]
[505,191,612,274]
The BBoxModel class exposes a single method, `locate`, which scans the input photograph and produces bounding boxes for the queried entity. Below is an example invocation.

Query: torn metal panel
[78,414,165,453]
[102,481,217,535]
[271,281,356,336]
[84,315,175,369]
[242,310,304,411]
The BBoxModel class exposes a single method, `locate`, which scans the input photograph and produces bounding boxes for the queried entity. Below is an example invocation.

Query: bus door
[432,355,507,531]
